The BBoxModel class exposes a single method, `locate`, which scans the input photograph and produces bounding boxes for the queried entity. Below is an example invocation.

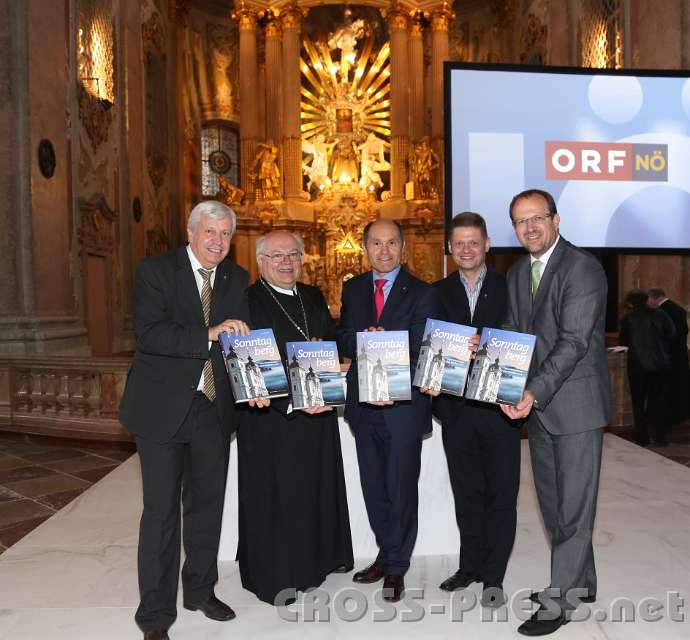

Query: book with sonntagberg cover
[412,319,476,396]
[464,327,536,406]
[285,341,345,409]
[220,328,289,402]
[356,330,411,402]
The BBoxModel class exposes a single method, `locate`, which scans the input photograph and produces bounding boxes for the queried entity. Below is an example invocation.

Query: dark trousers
[441,404,520,585]
[354,411,422,576]
[135,394,229,632]
[628,371,671,445]
[528,416,602,610]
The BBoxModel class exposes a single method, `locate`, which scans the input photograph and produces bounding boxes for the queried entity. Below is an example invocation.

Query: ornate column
[408,12,425,144]
[233,2,259,194]
[281,3,306,200]
[264,13,283,149]
[430,2,454,200]
[383,2,410,199]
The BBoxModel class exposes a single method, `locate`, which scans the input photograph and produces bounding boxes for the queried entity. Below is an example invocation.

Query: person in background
[647,288,689,426]
[620,288,676,446]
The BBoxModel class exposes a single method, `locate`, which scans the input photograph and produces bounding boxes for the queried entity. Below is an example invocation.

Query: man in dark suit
[427,212,519,608]
[119,201,252,640]
[648,287,689,426]
[337,219,438,602]
[502,189,611,636]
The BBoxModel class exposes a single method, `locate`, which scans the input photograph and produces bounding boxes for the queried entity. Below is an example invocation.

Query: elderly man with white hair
[236,229,354,606]
[119,200,251,640]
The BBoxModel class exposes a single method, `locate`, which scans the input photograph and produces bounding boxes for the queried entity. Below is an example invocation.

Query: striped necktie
[531,260,543,300]
[198,268,216,401]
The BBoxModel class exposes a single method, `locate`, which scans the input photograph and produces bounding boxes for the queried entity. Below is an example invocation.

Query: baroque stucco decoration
[143,12,169,193]
[78,81,114,153]
[77,193,117,253]
[207,21,239,118]
[519,13,547,64]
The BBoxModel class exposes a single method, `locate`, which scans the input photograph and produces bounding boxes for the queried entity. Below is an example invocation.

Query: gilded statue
[217,174,245,207]
[249,140,281,200]
[330,138,359,185]
[410,136,440,200]
[302,134,336,191]
[358,133,390,191]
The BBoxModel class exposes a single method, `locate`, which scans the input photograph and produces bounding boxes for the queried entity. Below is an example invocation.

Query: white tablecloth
[218,415,459,560]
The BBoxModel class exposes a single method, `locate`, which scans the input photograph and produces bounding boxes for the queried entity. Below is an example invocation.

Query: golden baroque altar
[219,1,455,315]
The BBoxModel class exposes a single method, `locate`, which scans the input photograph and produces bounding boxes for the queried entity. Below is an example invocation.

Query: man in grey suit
[501,189,611,636]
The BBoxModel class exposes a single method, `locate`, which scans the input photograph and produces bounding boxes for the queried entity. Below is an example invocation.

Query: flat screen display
[444,63,690,251]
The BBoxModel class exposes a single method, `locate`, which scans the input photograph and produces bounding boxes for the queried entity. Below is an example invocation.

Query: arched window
[201,121,240,196]
[579,0,626,69]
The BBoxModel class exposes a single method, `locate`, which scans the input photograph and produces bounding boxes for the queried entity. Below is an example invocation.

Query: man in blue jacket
[337,219,438,602]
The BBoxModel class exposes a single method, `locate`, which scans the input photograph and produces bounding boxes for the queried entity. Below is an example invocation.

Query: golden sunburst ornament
[300,25,391,145]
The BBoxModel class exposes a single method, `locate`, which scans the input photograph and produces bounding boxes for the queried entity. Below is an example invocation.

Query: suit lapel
[470,271,492,326]
[516,258,532,331]
[530,238,567,321]
[358,272,376,326]
[379,269,410,326]
[176,247,205,325]
[449,273,472,323]
[210,260,231,325]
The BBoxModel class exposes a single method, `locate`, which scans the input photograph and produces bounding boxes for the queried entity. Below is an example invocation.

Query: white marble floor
[0,434,689,639]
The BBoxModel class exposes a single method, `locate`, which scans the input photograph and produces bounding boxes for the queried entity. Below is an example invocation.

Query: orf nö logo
[545,141,667,182]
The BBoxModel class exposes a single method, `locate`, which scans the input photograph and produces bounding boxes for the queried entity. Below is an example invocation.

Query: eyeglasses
[512,213,554,229]
[259,251,303,263]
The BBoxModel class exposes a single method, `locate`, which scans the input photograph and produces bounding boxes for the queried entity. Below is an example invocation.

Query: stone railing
[0,356,132,441]
[0,351,633,442]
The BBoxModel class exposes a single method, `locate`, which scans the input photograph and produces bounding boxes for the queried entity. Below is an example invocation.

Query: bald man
[336,219,438,602]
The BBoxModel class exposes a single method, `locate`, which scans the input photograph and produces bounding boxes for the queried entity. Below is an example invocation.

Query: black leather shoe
[439,569,481,592]
[528,590,596,604]
[332,563,354,573]
[143,631,169,640]
[353,562,385,584]
[518,606,570,636]
[382,575,405,602]
[481,584,507,608]
[184,594,236,621]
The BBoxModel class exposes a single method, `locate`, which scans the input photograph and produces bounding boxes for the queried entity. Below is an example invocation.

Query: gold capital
[381,2,409,31]
[430,2,455,32]
[232,1,258,31]
[281,3,308,30]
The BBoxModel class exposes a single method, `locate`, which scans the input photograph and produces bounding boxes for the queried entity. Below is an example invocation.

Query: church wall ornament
[78,83,114,153]
[519,13,547,64]
[77,192,117,254]
[143,11,169,193]
[146,224,170,257]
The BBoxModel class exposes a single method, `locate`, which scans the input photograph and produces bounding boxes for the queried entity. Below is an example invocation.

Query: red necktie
[374,278,387,322]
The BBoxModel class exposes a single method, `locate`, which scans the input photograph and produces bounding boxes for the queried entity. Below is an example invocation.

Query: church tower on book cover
[464,327,535,406]
[288,355,324,407]
[417,332,445,390]
[225,344,269,400]
[356,330,410,402]
[465,341,502,402]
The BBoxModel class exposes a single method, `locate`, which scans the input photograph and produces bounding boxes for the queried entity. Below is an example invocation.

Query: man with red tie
[337,219,438,602]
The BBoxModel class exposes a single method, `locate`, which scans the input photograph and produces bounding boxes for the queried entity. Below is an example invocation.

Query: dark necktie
[198,268,216,401]
[374,278,387,322]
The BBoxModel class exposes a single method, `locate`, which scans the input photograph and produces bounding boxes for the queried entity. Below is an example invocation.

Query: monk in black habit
[237,230,354,605]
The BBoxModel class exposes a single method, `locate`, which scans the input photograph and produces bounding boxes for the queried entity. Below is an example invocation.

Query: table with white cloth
[218,414,458,560]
